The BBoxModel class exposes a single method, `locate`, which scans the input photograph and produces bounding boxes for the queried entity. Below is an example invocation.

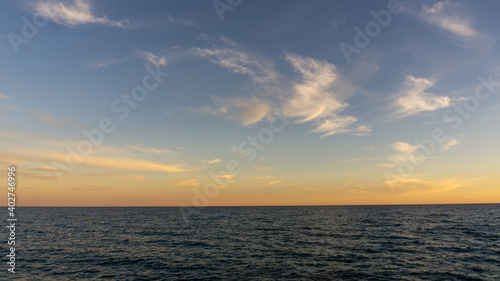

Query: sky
[1,0,500,206]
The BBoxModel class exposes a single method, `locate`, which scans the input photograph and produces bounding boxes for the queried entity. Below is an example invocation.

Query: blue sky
[1,0,500,206]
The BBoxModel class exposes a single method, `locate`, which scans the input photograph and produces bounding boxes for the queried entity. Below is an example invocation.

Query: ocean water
[10,205,500,280]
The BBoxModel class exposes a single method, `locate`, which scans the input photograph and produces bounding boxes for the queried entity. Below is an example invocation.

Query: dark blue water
[9,205,500,280]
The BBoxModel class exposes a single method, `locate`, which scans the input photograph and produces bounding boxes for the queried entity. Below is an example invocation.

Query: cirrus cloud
[187,46,370,137]
[393,76,458,118]
[201,159,222,164]
[31,0,130,28]
[422,0,478,39]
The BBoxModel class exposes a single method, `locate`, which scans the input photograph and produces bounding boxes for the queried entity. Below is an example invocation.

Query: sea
[9,204,500,280]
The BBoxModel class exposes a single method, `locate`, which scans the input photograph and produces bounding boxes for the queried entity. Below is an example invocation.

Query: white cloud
[187,40,368,137]
[135,50,167,66]
[283,53,369,137]
[189,47,278,85]
[236,101,271,126]
[353,125,372,136]
[312,117,370,137]
[124,144,172,154]
[441,136,461,151]
[379,141,425,168]
[391,142,420,154]
[31,0,130,28]
[283,53,345,123]
[422,0,478,38]
[201,159,222,164]
[219,36,240,47]
[395,76,453,117]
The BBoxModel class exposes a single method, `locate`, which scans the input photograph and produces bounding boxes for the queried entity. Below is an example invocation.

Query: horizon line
[7,202,500,208]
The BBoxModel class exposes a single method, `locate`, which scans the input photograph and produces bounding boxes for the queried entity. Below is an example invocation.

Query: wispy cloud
[441,136,461,151]
[266,180,283,185]
[71,185,119,192]
[391,142,421,154]
[379,136,465,168]
[135,50,167,66]
[334,157,381,163]
[191,96,271,126]
[384,176,470,194]
[219,36,240,47]
[379,141,424,168]
[186,39,369,137]
[170,179,199,187]
[85,57,129,69]
[8,148,194,173]
[201,159,222,164]
[33,166,64,172]
[245,175,282,185]
[283,53,345,122]
[283,53,370,137]
[312,117,370,137]
[394,76,455,118]
[31,0,130,28]
[166,14,196,26]
[189,46,278,85]
[422,0,478,38]
[213,174,234,179]
[185,39,279,124]
[32,111,81,129]
[124,144,172,154]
